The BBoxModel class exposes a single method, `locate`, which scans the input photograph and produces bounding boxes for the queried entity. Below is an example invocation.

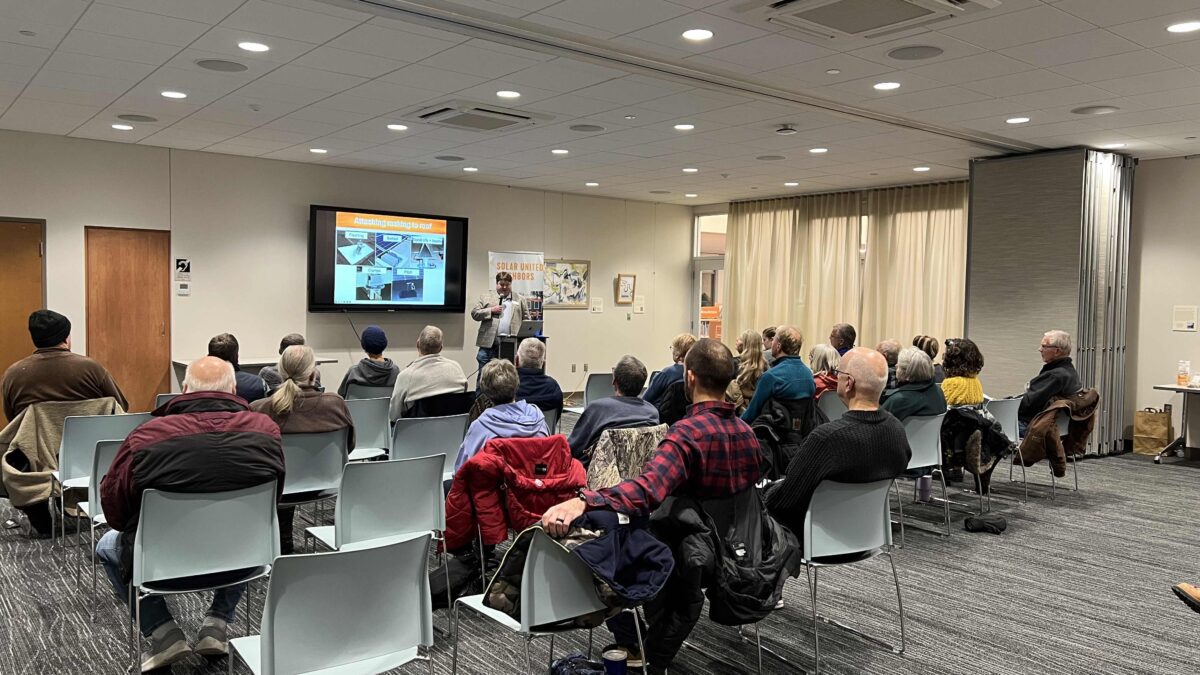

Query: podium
[497,335,548,363]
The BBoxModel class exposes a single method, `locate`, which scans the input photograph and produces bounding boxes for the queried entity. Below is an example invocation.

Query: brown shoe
[1172,583,1200,614]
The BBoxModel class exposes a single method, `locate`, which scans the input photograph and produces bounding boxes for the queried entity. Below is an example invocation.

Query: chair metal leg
[133,591,142,674]
[1050,464,1057,500]
[634,607,647,671]
[524,636,534,675]
[809,566,820,674]
[1072,452,1079,491]
[938,469,950,535]
[892,480,905,549]
[450,601,462,673]
[754,622,763,675]
[586,627,593,660]
[548,634,556,673]
[886,551,906,654]
[127,585,135,666]
[442,542,454,636]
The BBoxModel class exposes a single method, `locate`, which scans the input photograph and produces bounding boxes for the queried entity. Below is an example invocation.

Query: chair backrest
[391,414,468,476]
[261,533,434,675]
[133,481,280,587]
[583,372,615,406]
[154,393,178,408]
[409,390,474,418]
[984,397,1021,441]
[544,407,560,435]
[817,393,848,423]
[803,479,894,559]
[344,397,390,450]
[903,414,944,471]
[334,455,445,548]
[520,528,608,631]
[280,430,348,498]
[59,413,152,482]
[1056,408,1070,437]
[345,383,395,401]
[87,439,124,521]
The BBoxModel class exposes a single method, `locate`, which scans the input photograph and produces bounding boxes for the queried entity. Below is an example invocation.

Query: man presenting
[471,272,526,385]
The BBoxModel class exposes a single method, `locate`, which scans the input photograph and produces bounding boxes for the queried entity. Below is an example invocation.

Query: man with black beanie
[2,309,127,421]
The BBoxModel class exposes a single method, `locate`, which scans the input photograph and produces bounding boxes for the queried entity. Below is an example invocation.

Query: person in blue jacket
[741,325,815,422]
[643,333,697,406]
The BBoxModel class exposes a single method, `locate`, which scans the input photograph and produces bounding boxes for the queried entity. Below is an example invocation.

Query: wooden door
[0,220,45,423]
[86,227,171,412]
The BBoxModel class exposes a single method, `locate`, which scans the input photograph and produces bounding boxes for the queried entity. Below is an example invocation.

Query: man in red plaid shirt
[542,337,762,672]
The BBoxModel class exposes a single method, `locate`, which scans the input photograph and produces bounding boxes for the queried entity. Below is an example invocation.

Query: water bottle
[1178,361,1191,387]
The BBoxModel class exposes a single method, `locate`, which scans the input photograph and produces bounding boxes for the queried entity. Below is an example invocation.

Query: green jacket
[881,379,946,422]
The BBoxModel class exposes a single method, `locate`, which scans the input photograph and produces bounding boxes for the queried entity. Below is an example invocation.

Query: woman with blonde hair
[251,344,355,553]
[643,332,697,406]
[809,343,840,399]
[727,329,768,414]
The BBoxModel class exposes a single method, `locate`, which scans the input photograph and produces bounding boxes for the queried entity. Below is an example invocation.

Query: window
[695,213,727,256]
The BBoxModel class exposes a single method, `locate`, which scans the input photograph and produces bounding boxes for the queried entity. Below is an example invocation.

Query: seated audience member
[542,339,761,673]
[568,355,659,460]
[98,356,284,670]
[913,335,945,384]
[875,339,901,392]
[337,325,400,397]
[2,309,127,421]
[260,333,322,394]
[882,347,947,422]
[829,322,857,356]
[642,333,697,405]
[515,337,563,416]
[389,325,467,420]
[207,333,267,403]
[741,325,815,423]
[809,343,840,399]
[1019,330,1083,428]
[941,338,986,407]
[766,348,910,540]
[761,326,778,366]
[726,329,768,415]
[251,345,354,554]
[454,359,546,471]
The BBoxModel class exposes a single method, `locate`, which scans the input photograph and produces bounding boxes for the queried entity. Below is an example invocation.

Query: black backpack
[653,379,689,426]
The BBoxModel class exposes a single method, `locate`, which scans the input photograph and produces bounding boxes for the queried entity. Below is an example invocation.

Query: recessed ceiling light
[682,29,714,41]
[756,155,785,161]
[913,166,930,172]
[309,148,327,154]
[873,82,901,91]
[238,41,270,52]
[160,90,187,99]
[682,167,699,173]
[387,123,408,131]
[684,193,698,198]
[496,90,521,99]
[809,147,828,154]
[118,114,157,123]
[570,124,605,132]
[463,167,478,172]
[784,182,800,187]
[825,68,841,75]
[673,123,695,131]
[650,190,671,195]
[111,123,134,131]
[551,148,569,155]
[435,155,465,161]
[196,59,248,72]
[624,114,637,120]
[18,29,36,37]
[1101,143,1126,149]
[1167,21,1200,33]
[585,182,599,187]
[1006,117,1030,124]
[776,125,798,135]
[887,45,943,61]
[1071,105,1120,115]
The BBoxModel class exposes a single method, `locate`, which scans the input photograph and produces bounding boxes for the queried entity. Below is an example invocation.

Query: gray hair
[612,355,648,396]
[1044,329,1072,355]
[480,358,519,404]
[809,344,839,374]
[269,345,316,416]
[896,346,934,384]
[416,325,443,355]
[516,338,545,369]
[183,357,235,394]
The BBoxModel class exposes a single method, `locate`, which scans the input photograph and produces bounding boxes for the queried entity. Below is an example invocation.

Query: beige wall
[0,129,693,392]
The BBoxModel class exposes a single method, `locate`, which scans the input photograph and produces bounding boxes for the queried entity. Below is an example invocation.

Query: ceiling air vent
[406,100,552,132]
[735,0,999,41]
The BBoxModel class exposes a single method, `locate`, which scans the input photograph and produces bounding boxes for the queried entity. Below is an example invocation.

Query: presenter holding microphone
[471,271,526,386]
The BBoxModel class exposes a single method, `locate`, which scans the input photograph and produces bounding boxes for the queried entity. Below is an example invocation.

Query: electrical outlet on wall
[583,364,589,372]
[571,364,577,373]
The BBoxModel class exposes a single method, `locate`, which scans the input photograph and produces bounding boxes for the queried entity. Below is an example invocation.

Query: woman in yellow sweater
[941,338,985,406]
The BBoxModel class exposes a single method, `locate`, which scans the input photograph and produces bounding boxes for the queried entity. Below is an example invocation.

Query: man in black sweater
[567,355,659,459]
[766,347,911,541]
[1018,329,1082,429]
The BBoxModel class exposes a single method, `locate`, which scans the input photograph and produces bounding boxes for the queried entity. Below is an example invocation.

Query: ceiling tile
[533,0,689,37]
[418,43,542,78]
[379,63,489,92]
[518,13,621,41]
[685,34,833,73]
[291,46,406,78]
[326,23,457,62]
[0,62,40,87]
[1050,49,1179,82]
[0,41,51,68]
[962,68,1078,97]
[848,32,984,68]
[868,85,991,114]
[96,0,245,24]
[1002,84,1123,111]
[502,58,625,93]
[1155,39,1200,66]
[1052,0,1200,28]
[939,6,1093,50]
[1107,10,1200,48]
[999,29,1141,68]
[75,3,210,46]
[220,0,365,43]
[0,97,101,134]
[185,27,318,64]
[255,64,367,93]
[758,54,892,88]
[1095,67,1200,96]
[906,51,1035,85]
[619,11,769,54]
[637,89,753,115]
[569,77,683,105]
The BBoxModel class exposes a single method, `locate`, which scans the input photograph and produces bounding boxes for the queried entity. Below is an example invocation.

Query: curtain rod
[730,178,968,206]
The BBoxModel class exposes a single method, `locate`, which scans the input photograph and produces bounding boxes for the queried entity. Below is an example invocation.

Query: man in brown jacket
[2,309,127,422]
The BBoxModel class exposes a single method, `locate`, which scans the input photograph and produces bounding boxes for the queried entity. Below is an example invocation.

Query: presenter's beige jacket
[471,291,526,348]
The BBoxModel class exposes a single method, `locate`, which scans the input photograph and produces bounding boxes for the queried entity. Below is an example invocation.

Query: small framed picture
[615,273,636,305]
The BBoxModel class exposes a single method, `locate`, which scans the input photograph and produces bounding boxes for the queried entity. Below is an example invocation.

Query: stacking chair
[130,483,279,673]
[229,533,435,675]
[409,391,474,417]
[1003,405,1077,500]
[816,394,847,423]
[543,407,560,435]
[802,479,905,673]
[343,397,389,461]
[985,397,1029,502]
[583,373,614,406]
[391,414,468,481]
[154,393,178,408]
[77,439,123,606]
[279,429,349,531]
[344,383,394,400]
[54,412,151,546]
[892,414,948,545]
[451,528,645,674]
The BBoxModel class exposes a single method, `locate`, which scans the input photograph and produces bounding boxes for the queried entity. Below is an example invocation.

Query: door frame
[0,217,47,306]
[83,225,172,359]
[691,256,723,335]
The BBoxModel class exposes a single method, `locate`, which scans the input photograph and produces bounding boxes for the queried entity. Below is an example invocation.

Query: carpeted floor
[3,449,1199,674]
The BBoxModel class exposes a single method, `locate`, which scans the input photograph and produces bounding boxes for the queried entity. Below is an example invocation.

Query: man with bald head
[766,348,911,541]
[389,325,467,420]
[99,356,285,671]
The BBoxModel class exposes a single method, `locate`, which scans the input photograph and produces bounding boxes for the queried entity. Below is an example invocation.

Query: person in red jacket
[98,356,285,672]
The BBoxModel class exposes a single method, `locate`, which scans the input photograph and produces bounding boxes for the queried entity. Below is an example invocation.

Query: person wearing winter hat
[2,309,127,422]
[337,325,400,398]
[389,325,467,420]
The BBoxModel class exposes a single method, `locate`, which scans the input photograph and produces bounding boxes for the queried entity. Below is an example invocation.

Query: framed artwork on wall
[544,259,590,309]
[615,273,636,305]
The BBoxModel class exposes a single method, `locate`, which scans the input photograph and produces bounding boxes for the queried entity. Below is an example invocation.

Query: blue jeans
[97,530,244,636]
[476,345,498,389]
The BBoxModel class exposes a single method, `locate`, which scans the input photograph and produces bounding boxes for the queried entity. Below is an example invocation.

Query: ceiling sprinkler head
[776,125,798,135]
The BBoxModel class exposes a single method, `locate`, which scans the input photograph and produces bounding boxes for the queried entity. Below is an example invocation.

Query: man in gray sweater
[766,347,911,544]
[389,325,467,420]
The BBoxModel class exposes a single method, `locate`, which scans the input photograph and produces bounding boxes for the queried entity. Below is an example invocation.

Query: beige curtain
[724,193,860,352]
[861,181,968,350]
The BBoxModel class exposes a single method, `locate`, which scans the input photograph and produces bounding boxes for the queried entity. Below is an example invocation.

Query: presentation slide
[332,211,447,306]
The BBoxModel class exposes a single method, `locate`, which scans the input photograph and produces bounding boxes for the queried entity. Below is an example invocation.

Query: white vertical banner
[488,251,544,320]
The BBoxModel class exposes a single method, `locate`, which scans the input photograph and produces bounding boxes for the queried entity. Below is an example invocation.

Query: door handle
[160,322,165,336]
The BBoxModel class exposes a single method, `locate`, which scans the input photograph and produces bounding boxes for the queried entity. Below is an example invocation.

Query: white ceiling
[1,0,1199,204]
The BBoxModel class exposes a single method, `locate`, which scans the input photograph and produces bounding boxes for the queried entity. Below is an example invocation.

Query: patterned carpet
[2,446,1199,674]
